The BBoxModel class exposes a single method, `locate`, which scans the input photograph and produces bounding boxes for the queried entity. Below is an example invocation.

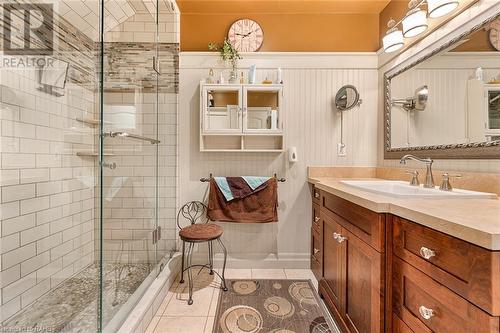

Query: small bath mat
[213,279,332,333]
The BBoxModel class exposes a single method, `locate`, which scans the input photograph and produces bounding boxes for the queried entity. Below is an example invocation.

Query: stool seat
[179,223,223,242]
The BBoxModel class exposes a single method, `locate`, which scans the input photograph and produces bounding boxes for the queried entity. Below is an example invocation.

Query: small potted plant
[208,39,242,83]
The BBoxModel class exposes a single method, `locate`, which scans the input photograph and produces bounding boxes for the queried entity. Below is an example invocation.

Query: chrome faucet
[400,154,435,188]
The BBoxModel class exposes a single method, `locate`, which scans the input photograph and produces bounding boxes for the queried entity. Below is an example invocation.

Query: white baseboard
[187,252,310,269]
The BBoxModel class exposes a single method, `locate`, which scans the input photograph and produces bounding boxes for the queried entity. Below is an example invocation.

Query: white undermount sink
[340,180,497,199]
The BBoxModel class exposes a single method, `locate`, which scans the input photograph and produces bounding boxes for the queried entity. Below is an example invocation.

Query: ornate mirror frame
[384,12,500,160]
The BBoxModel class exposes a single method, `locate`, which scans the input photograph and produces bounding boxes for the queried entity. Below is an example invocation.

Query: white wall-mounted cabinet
[484,84,500,140]
[200,82,284,152]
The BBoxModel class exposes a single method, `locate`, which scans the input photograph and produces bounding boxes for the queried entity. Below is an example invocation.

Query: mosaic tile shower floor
[2,263,154,333]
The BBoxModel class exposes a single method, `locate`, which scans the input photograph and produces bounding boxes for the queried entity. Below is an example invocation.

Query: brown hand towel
[225,176,268,199]
[207,178,278,223]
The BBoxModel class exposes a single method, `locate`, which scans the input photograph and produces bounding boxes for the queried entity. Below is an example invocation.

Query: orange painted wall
[180,12,381,52]
[378,0,408,40]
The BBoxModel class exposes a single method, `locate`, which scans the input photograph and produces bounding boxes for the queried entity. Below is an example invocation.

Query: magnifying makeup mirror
[334,85,362,156]
[335,85,362,111]
[392,85,429,112]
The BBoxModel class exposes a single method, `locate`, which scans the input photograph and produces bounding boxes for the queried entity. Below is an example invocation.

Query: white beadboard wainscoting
[178,52,378,268]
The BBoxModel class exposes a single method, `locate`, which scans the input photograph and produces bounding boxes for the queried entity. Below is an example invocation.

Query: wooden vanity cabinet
[310,186,500,333]
[315,189,385,333]
[392,217,500,333]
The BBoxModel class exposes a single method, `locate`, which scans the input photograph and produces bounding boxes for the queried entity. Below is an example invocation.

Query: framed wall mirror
[384,13,500,159]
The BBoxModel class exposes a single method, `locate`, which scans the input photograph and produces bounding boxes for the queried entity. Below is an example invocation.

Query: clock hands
[235,29,259,38]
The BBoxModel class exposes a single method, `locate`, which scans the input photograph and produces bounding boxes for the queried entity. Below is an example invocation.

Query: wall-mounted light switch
[337,143,347,157]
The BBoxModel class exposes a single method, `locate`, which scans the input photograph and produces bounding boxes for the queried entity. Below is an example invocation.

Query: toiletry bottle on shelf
[206,68,215,83]
[240,71,245,84]
[220,72,225,84]
[277,68,282,84]
[248,65,256,84]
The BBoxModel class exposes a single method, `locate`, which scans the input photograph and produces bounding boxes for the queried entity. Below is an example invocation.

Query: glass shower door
[97,0,160,330]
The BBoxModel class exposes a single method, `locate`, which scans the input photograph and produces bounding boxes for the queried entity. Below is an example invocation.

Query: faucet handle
[439,173,462,191]
[405,170,420,186]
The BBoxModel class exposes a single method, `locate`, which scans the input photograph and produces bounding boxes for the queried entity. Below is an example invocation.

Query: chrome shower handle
[101,161,116,170]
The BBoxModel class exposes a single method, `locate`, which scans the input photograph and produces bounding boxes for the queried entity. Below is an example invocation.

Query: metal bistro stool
[177,201,228,305]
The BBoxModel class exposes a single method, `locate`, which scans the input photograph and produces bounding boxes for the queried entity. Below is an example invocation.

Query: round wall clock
[489,19,500,51]
[228,19,264,52]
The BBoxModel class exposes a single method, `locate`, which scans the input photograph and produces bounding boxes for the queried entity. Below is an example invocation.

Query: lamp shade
[402,8,428,38]
[383,29,404,53]
[428,0,459,18]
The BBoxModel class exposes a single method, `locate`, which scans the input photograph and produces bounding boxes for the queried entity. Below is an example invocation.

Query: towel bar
[200,173,286,182]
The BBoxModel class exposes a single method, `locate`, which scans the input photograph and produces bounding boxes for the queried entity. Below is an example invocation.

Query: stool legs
[208,241,214,275]
[179,241,185,284]
[186,242,194,305]
[217,238,228,292]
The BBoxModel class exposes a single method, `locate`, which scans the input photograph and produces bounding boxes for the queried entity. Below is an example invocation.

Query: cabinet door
[243,85,282,133]
[343,228,383,333]
[202,85,242,133]
[323,215,345,312]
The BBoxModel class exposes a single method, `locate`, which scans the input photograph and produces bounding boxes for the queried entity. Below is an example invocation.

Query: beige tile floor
[145,268,320,333]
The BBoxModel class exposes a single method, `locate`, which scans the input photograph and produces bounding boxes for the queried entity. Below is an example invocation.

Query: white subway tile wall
[0,68,96,322]
[0,0,179,325]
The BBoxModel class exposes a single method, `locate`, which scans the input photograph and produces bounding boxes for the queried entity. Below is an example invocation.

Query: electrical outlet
[337,143,347,157]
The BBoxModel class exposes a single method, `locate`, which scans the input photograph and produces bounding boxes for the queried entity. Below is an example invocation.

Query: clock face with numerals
[228,19,264,52]
[489,19,500,51]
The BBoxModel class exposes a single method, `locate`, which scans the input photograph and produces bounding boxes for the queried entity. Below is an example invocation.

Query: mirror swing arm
[335,85,363,153]
[384,12,500,160]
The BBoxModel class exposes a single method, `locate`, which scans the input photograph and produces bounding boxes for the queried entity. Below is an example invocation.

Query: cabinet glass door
[203,86,242,132]
[487,89,500,131]
[243,86,282,133]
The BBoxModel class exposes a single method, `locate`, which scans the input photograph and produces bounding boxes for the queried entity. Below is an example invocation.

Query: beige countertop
[309,176,500,251]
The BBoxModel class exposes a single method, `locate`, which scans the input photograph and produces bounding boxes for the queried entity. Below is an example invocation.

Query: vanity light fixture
[383,19,404,53]
[381,0,460,53]
[402,5,428,38]
[428,0,459,18]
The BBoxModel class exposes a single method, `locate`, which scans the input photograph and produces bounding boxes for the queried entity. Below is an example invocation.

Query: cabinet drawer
[312,185,321,204]
[321,192,385,252]
[312,202,321,231]
[393,216,500,315]
[393,313,414,333]
[311,227,322,263]
[393,256,499,333]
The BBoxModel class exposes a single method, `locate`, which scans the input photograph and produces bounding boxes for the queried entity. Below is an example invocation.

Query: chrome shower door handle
[101,161,116,170]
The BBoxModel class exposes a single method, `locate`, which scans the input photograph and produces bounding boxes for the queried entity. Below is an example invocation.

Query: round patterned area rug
[214,279,332,333]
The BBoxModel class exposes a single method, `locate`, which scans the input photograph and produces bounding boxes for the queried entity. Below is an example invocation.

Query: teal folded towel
[242,176,271,190]
[214,177,234,201]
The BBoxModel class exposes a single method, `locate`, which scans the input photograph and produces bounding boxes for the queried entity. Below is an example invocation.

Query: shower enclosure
[0,1,178,331]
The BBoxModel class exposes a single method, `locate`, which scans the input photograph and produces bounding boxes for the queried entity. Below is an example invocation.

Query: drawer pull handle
[418,306,435,320]
[314,216,320,222]
[314,248,320,254]
[419,246,436,260]
[314,192,320,198]
[333,232,347,243]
